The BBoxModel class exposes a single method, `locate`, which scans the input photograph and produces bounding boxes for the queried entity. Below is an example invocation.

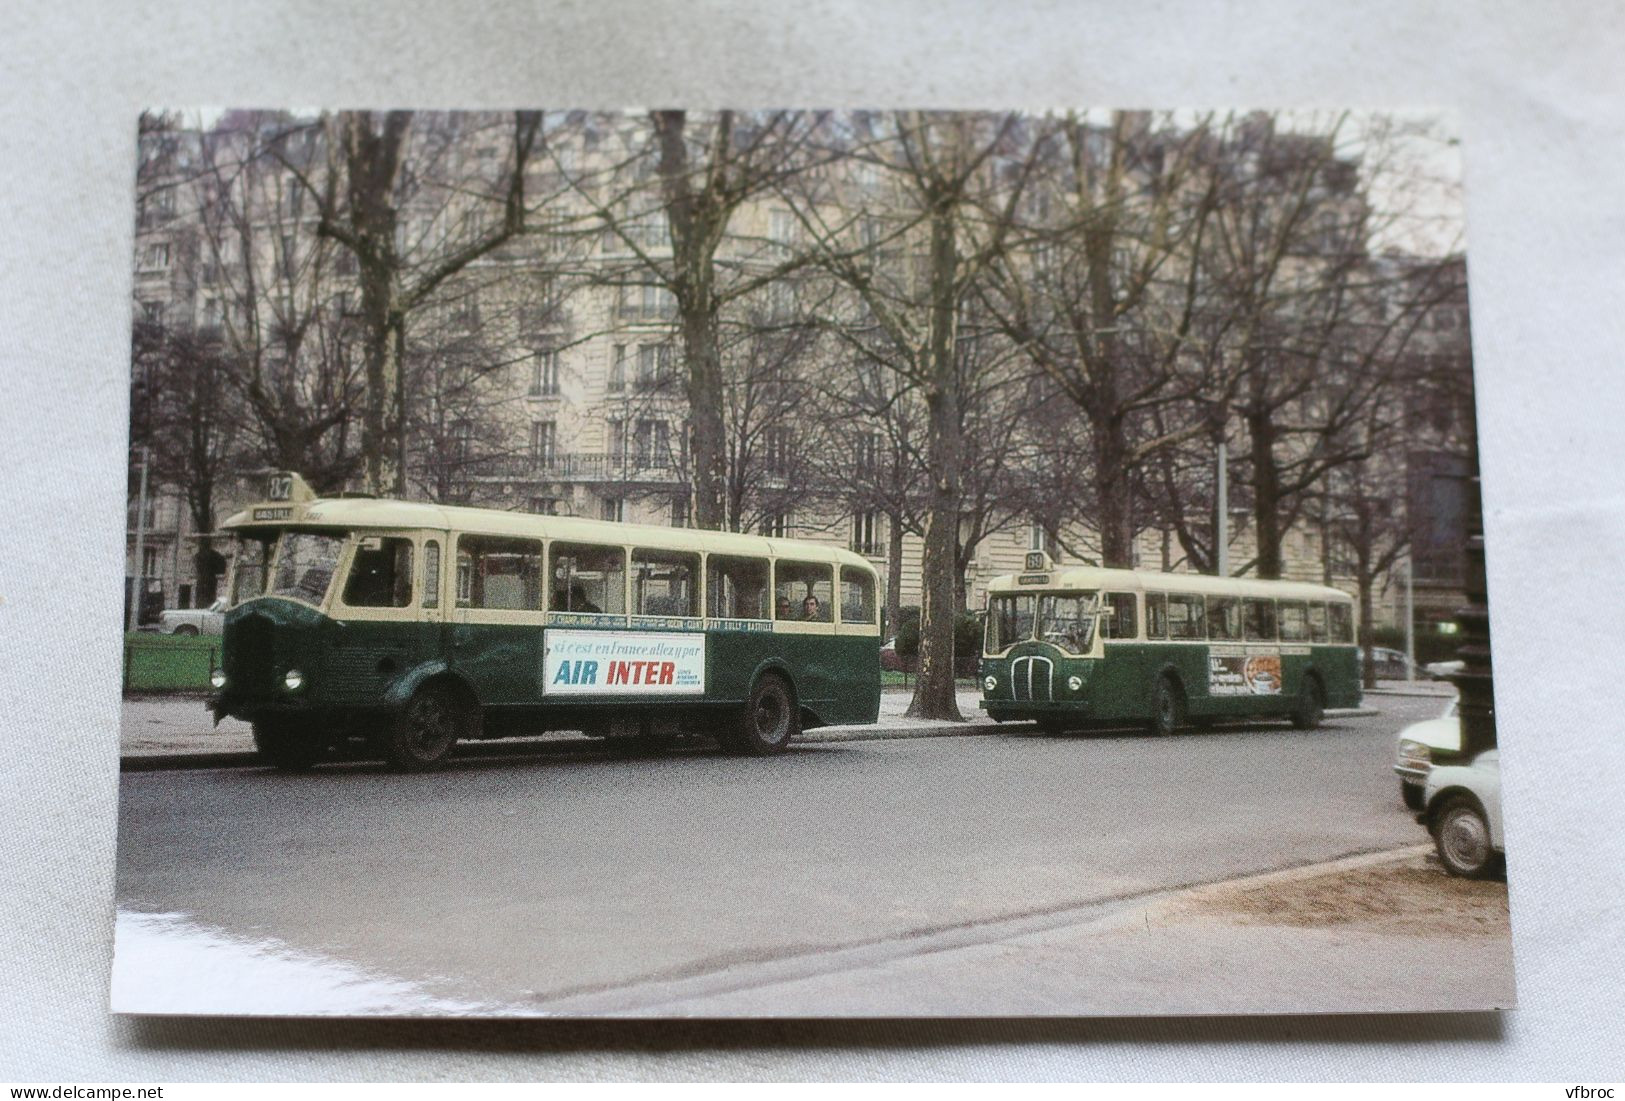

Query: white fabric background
[2,0,1622,1082]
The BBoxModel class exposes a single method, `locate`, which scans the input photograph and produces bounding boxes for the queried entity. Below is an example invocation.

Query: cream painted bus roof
[220,495,875,571]
[985,565,1352,604]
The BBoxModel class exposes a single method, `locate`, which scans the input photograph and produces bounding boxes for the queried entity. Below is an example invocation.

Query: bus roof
[984,564,1352,604]
[220,493,876,571]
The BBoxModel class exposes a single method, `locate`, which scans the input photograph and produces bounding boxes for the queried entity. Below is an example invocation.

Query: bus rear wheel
[722,673,798,756]
[1292,676,1326,730]
[386,683,467,771]
[1148,676,1184,737]
[253,720,324,771]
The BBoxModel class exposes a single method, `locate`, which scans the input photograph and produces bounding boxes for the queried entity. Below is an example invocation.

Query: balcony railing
[458,451,686,485]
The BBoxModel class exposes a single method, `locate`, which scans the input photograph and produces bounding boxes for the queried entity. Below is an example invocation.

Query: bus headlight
[1067,675,1083,692]
[283,668,305,692]
[210,669,227,690]
[983,675,998,692]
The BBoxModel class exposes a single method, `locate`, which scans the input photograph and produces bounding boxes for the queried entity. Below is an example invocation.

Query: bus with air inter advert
[979,552,1360,735]
[210,473,881,770]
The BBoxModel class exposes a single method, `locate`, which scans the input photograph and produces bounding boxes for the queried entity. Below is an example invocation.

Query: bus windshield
[1037,592,1100,654]
[267,531,347,606]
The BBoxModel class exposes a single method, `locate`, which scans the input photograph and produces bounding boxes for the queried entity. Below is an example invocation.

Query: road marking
[520,844,1435,1016]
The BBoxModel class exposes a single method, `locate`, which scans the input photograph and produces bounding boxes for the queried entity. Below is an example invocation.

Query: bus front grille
[224,613,275,692]
[1010,656,1054,703]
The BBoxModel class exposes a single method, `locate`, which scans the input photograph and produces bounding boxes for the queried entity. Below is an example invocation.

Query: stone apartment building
[127,111,1474,638]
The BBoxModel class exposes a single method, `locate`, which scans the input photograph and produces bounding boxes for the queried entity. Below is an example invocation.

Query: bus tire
[1148,675,1184,737]
[723,673,798,756]
[253,720,323,771]
[386,682,466,771]
[1292,675,1326,730]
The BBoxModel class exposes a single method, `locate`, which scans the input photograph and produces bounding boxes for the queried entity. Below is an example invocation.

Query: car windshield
[267,531,347,606]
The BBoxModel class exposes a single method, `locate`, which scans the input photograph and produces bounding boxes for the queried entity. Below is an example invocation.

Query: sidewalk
[121,687,1374,769]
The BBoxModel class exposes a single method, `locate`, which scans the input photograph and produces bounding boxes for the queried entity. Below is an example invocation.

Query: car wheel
[1147,675,1183,737]
[721,673,798,755]
[1433,795,1503,878]
[1292,675,1325,730]
[386,682,467,771]
[253,720,324,771]
[1401,780,1425,812]
[173,624,199,636]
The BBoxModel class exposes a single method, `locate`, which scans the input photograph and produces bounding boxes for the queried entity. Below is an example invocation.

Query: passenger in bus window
[776,596,793,619]
[802,595,823,621]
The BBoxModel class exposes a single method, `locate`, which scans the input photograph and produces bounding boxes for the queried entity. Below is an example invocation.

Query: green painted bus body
[980,638,1359,727]
[217,598,880,732]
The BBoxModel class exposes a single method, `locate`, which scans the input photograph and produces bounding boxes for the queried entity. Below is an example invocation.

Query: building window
[202,297,222,329]
[608,418,626,461]
[764,427,793,475]
[144,242,170,270]
[608,344,626,392]
[450,421,472,461]
[529,420,556,466]
[634,419,670,466]
[671,495,690,528]
[141,546,160,577]
[769,208,798,250]
[851,510,880,556]
[760,511,791,539]
[601,497,624,523]
[635,344,674,391]
[856,433,879,476]
[531,348,560,396]
[280,234,296,276]
[1028,521,1057,557]
[141,301,165,324]
[529,497,559,515]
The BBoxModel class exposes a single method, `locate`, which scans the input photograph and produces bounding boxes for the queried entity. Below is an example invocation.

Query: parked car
[1419,747,1504,878]
[156,597,227,636]
[1423,658,1466,680]
[879,637,908,672]
[1364,646,1413,681]
[1393,696,1461,810]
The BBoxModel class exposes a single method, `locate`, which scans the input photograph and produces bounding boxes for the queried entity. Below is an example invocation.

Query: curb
[121,707,1384,771]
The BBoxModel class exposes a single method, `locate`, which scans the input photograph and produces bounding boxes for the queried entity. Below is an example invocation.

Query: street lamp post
[1216,434,1229,578]
[125,445,150,632]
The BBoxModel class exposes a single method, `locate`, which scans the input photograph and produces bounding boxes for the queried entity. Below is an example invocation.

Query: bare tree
[301,110,545,494]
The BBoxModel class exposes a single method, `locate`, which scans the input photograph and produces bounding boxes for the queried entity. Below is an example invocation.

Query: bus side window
[1207,596,1241,641]
[1243,598,1277,641]
[458,535,544,610]
[840,566,877,625]
[1307,602,1330,642]
[1104,592,1137,639]
[1278,600,1309,641]
[342,536,415,608]
[633,549,700,617]
[1168,594,1205,640]
[550,542,626,615]
[422,540,440,609]
[1145,592,1167,639]
[775,561,833,622]
[1328,602,1354,643]
[707,555,769,620]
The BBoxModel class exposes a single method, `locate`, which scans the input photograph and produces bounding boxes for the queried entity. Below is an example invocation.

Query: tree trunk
[907,203,965,721]
[1093,414,1135,568]
[1247,403,1284,579]
[680,302,728,530]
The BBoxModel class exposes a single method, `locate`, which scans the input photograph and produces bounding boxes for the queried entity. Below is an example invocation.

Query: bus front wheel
[722,673,798,756]
[386,683,467,771]
[1148,676,1184,737]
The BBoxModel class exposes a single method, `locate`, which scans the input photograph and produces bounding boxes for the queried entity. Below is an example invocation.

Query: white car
[1393,696,1461,810]
[1419,748,1504,878]
[156,597,227,636]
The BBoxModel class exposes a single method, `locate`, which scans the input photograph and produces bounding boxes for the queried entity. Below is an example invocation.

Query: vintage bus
[979,553,1360,735]
[211,473,881,770]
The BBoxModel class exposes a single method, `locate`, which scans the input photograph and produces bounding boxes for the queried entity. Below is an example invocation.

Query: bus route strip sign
[543,629,707,695]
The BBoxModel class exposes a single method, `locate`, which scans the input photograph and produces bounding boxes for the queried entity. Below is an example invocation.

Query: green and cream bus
[211,473,881,770]
[979,553,1360,735]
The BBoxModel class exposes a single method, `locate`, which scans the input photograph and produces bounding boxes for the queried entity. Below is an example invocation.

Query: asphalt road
[114,695,1453,1016]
